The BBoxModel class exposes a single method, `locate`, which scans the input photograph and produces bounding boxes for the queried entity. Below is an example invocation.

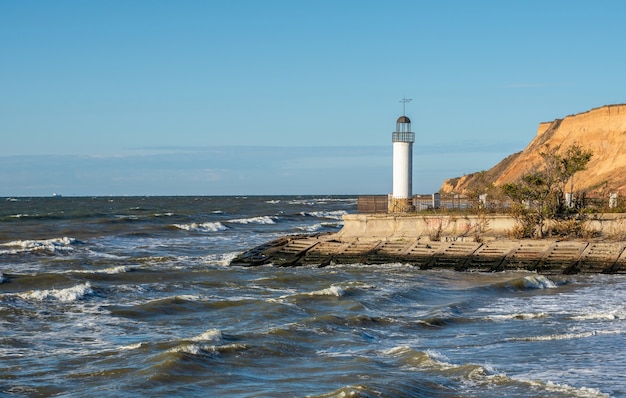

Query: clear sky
[2,1,625,196]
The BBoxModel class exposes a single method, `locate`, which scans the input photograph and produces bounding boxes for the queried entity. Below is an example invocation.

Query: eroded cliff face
[441,104,626,195]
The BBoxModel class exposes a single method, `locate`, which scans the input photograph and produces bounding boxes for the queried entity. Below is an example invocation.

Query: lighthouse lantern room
[390,105,415,213]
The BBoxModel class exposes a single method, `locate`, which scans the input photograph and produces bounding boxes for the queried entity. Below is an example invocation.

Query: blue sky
[2,1,625,196]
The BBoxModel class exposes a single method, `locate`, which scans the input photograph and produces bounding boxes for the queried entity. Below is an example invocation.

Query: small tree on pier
[502,143,593,238]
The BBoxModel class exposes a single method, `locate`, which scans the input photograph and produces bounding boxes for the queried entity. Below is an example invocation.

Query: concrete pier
[230,214,626,274]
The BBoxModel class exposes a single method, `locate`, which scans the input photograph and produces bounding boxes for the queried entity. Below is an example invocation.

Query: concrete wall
[339,213,626,241]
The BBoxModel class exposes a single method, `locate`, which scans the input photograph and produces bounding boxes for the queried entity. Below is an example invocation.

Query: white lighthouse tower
[390,98,415,213]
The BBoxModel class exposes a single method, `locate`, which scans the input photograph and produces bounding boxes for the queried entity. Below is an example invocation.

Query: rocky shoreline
[230,214,626,274]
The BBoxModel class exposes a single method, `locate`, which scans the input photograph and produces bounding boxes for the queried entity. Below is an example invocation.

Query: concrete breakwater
[230,214,626,274]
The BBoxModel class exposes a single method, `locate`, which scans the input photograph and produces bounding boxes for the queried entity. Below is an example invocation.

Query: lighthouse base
[388,197,415,213]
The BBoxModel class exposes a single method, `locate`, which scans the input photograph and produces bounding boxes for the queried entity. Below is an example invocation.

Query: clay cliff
[441,104,626,195]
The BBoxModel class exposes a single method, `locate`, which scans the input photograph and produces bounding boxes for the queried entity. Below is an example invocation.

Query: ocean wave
[487,312,549,321]
[541,381,611,397]
[492,274,557,290]
[465,367,611,397]
[189,329,223,343]
[203,252,240,266]
[172,222,227,232]
[301,210,348,220]
[71,265,130,275]
[386,346,611,397]
[384,346,458,371]
[520,275,557,289]
[114,214,140,221]
[0,272,5,283]
[18,282,93,303]
[295,222,341,232]
[227,216,277,225]
[570,310,626,321]
[308,285,345,297]
[119,342,145,351]
[154,212,174,217]
[296,223,324,232]
[109,295,207,319]
[288,198,356,206]
[0,237,80,255]
[277,285,346,301]
[507,330,598,342]
[167,342,247,356]
[287,199,318,206]
[167,343,203,355]
[416,314,471,329]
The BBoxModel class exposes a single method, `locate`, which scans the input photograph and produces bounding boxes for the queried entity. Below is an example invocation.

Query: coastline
[230,213,626,274]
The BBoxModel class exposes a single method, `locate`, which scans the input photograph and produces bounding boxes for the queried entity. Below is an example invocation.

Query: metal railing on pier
[358,196,389,213]
[358,193,623,214]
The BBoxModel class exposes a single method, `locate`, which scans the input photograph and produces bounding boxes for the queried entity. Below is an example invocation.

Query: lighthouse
[390,101,415,213]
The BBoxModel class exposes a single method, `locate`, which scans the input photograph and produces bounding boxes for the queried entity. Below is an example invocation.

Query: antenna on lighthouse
[400,96,412,116]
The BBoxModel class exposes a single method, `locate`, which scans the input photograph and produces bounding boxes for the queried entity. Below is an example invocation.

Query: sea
[0,195,624,397]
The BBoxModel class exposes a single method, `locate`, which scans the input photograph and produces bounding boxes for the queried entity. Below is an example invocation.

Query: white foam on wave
[18,282,93,303]
[308,285,345,297]
[296,223,324,232]
[424,349,453,367]
[488,312,549,321]
[385,345,610,397]
[519,378,612,398]
[507,330,598,342]
[301,210,347,220]
[383,347,515,392]
[173,222,227,232]
[71,265,130,275]
[289,198,357,205]
[204,252,240,266]
[296,222,341,232]
[521,275,557,289]
[167,342,246,356]
[119,342,144,351]
[189,328,223,343]
[385,346,459,371]
[278,285,346,299]
[115,214,139,220]
[265,200,281,204]
[383,345,412,356]
[542,381,611,397]
[168,344,202,355]
[0,237,78,254]
[154,212,174,217]
[228,216,277,225]
[461,363,609,398]
[570,308,626,321]
[101,265,131,274]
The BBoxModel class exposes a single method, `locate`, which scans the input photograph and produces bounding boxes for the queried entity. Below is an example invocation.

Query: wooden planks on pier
[465,240,517,271]
[501,241,552,271]
[229,233,626,274]
[428,241,482,270]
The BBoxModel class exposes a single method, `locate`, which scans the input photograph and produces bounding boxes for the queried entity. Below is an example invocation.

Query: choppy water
[1,196,624,397]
